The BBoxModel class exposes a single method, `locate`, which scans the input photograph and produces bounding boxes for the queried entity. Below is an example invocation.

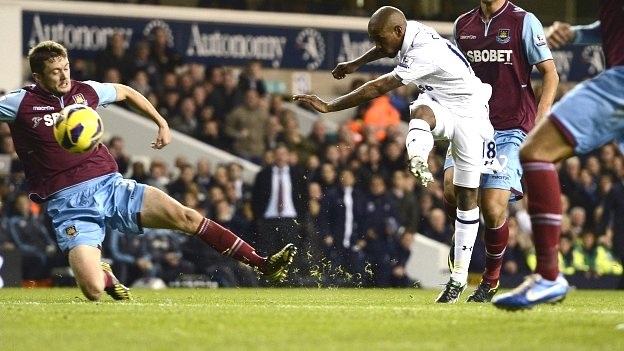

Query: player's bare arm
[113,83,171,149]
[332,47,388,79]
[294,72,403,113]
[534,59,559,123]
[545,21,576,49]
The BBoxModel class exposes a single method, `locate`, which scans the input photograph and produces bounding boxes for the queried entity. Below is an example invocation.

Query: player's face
[36,56,71,96]
[371,29,402,58]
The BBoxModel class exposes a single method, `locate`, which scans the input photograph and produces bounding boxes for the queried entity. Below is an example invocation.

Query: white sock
[450,207,480,285]
[405,119,433,160]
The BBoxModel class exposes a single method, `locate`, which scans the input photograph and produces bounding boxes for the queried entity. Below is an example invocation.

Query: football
[53,104,104,153]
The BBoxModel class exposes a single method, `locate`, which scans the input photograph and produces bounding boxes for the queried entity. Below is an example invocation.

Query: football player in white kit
[294,6,494,302]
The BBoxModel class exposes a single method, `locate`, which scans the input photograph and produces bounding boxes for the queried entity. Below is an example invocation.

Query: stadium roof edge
[0,0,453,35]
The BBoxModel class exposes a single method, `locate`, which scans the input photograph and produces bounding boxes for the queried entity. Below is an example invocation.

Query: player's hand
[545,21,575,49]
[152,125,171,149]
[332,62,357,80]
[292,94,330,113]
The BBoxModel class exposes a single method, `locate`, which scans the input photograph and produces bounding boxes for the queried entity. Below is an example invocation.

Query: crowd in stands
[0,27,622,289]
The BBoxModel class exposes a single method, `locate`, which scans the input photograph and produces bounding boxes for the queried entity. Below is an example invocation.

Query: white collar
[400,21,422,57]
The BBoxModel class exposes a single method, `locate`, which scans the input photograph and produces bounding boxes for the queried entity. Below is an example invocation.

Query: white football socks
[405,119,433,160]
[450,207,480,285]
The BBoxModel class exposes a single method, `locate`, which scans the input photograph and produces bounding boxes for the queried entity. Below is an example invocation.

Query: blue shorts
[46,173,146,252]
[444,129,525,202]
[551,67,624,155]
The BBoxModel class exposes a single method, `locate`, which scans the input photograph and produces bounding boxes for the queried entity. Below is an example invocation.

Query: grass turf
[1,287,623,351]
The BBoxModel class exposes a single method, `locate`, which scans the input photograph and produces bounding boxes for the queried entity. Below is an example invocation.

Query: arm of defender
[113,83,171,149]
[534,60,559,124]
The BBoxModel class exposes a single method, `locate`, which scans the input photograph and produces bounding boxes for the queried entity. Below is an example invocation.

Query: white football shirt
[393,21,491,113]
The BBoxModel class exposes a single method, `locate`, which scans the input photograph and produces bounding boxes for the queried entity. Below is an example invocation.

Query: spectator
[148,26,183,75]
[227,162,250,204]
[158,88,181,118]
[94,32,133,82]
[106,229,155,285]
[390,232,416,287]
[307,119,334,157]
[224,89,270,164]
[573,230,623,277]
[0,135,23,177]
[569,206,587,238]
[558,234,576,276]
[129,160,149,184]
[318,168,367,286]
[251,144,308,278]
[501,216,531,278]
[170,97,199,136]
[128,69,152,97]
[276,111,316,166]
[129,40,160,87]
[235,59,267,104]
[107,136,131,176]
[8,193,62,281]
[146,158,170,192]
[421,207,453,246]
[363,174,400,287]
[167,164,198,203]
[142,228,195,285]
[0,200,16,251]
[389,169,420,235]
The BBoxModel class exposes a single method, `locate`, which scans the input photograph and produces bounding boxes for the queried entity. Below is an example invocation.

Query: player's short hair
[28,41,68,75]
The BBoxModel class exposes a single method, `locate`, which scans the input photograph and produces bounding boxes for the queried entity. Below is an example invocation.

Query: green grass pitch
[1,287,623,351]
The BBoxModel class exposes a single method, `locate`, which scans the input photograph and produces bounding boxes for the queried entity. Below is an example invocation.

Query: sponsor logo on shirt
[31,116,43,128]
[496,29,511,44]
[465,49,513,63]
[460,35,477,40]
[534,33,547,47]
[72,93,87,105]
[32,105,55,111]
[399,56,414,69]
[65,225,78,236]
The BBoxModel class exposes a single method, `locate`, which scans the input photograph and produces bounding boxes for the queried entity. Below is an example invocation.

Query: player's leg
[442,162,458,271]
[491,69,624,309]
[464,187,508,303]
[405,99,437,186]
[67,245,130,301]
[491,119,571,309]
[138,185,296,282]
[47,179,131,301]
[443,150,458,222]
[435,114,487,303]
[467,130,523,302]
[68,245,104,300]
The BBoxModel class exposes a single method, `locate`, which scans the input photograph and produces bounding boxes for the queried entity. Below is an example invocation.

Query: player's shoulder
[0,87,28,104]
[455,7,479,26]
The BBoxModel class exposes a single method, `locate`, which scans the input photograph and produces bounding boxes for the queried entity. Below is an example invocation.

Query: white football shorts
[410,94,493,188]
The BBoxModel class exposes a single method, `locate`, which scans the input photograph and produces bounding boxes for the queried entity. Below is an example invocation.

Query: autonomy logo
[581,45,605,75]
[295,28,326,70]
[143,19,174,47]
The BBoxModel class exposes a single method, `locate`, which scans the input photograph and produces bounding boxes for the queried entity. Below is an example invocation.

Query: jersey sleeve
[392,48,436,85]
[521,13,553,65]
[0,90,26,122]
[572,21,601,44]
[83,81,117,106]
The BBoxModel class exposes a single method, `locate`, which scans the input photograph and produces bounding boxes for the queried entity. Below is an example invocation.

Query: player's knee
[518,142,534,161]
[481,206,506,228]
[443,187,455,205]
[80,281,104,301]
[180,206,202,234]
[410,105,435,129]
